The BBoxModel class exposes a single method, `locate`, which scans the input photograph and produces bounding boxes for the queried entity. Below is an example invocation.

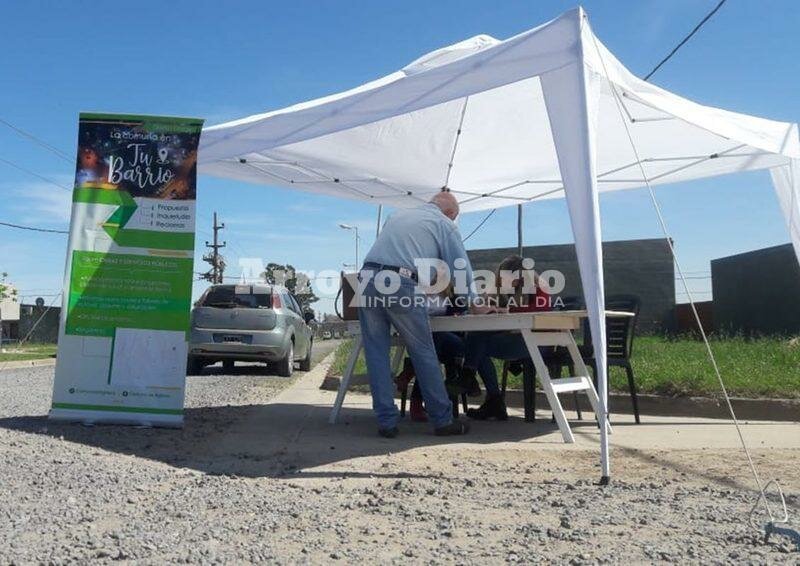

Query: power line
[0,156,71,192]
[462,209,496,242]
[463,2,728,244]
[0,221,68,234]
[0,117,72,162]
[643,0,729,81]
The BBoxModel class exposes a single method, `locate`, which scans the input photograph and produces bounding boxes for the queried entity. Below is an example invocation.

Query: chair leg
[522,359,536,422]
[572,391,582,420]
[451,394,459,419]
[548,364,560,423]
[461,393,468,415]
[566,363,583,420]
[501,361,509,401]
[625,362,641,424]
[400,384,408,418]
[587,360,605,428]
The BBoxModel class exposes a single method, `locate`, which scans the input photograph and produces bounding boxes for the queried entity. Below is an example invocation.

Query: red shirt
[508,288,552,312]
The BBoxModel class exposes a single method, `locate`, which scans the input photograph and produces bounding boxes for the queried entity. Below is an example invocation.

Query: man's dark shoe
[434,420,470,436]
[466,394,508,421]
[378,426,399,438]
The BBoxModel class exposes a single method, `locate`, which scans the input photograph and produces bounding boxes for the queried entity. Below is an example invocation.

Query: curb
[501,389,800,423]
[0,357,57,371]
[321,374,800,423]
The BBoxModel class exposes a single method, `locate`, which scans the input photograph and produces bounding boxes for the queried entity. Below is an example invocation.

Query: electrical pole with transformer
[201,212,226,284]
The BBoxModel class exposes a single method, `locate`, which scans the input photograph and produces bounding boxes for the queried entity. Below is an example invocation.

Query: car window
[201,285,272,309]
[281,292,297,314]
[289,294,302,314]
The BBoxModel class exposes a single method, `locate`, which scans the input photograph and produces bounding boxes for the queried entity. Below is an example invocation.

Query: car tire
[186,356,204,375]
[222,359,235,371]
[277,341,294,377]
[298,340,312,371]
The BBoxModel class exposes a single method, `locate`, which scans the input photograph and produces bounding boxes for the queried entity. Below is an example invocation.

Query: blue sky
[1,0,797,314]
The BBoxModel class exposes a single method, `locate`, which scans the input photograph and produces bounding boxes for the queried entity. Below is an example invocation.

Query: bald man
[358,192,473,437]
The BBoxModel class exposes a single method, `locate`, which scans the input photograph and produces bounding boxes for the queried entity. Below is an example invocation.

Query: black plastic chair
[500,359,537,422]
[573,295,642,424]
[399,372,468,419]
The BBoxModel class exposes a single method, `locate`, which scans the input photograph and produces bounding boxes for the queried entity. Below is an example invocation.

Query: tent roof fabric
[198,8,799,213]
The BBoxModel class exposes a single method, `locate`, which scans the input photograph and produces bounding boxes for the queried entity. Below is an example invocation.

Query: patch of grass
[329,339,397,377]
[0,343,57,363]
[625,335,800,399]
[328,336,800,399]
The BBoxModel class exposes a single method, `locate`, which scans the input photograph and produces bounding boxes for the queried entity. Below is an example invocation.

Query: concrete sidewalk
[259,352,800,466]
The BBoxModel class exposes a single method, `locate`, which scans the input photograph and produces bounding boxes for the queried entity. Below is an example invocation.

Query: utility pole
[202,212,226,284]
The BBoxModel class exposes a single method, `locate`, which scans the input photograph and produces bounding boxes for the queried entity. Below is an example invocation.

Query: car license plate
[222,335,243,343]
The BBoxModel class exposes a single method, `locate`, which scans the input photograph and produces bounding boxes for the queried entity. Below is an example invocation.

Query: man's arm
[439,222,476,301]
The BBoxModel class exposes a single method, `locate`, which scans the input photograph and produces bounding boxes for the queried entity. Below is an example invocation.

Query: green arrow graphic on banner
[103,191,138,229]
[72,188,194,251]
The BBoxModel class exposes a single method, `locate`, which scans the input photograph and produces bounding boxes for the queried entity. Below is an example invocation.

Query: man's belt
[362,262,418,282]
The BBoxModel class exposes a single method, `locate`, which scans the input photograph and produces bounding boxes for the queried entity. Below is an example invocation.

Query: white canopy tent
[198,7,800,481]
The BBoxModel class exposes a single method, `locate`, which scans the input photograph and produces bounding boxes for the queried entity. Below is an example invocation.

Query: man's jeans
[464,332,554,396]
[464,332,529,396]
[358,276,453,429]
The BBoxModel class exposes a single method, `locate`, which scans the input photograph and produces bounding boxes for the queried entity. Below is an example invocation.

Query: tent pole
[540,7,609,484]
[517,204,523,256]
[375,205,383,237]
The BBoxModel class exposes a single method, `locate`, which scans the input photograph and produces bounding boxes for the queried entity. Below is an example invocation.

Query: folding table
[329,310,633,443]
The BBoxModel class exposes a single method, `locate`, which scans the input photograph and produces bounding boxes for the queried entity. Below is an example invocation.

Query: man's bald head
[430,191,460,220]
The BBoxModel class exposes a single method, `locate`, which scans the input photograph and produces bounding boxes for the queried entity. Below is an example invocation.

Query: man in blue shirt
[358,191,478,437]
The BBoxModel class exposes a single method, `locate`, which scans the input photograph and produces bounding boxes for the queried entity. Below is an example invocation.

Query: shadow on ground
[0,403,581,479]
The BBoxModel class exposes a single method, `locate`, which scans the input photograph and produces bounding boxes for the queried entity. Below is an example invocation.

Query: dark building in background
[467,238,675,333]
[18,304,61,344]
[711,243,800,335]
[674,301,714,335]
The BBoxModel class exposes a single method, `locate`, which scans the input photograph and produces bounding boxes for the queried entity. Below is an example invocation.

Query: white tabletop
[345,309,633,334]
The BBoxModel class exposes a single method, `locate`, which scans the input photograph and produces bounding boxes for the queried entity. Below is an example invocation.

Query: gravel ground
[1,341,798,564]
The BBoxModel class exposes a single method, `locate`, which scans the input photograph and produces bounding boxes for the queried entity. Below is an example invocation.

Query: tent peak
[402,34,500,76]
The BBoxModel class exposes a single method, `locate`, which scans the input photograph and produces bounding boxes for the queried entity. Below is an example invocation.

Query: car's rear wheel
[298,340,312,371]
[277,341,294,377]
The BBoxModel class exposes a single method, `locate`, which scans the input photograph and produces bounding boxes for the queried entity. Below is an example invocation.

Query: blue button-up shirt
[364,203,475,299]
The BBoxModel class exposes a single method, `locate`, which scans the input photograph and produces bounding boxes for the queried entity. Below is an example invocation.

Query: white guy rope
[587,18,788,531]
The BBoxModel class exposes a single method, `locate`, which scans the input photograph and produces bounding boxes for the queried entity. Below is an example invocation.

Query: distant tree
[0,272,10,302]
[261,263,319,312]
[0,272,17,341]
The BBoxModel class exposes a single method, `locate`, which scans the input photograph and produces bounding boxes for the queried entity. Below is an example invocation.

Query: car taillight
[271,293,282,308]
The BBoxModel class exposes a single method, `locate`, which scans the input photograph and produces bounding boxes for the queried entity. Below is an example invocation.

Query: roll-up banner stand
[50,113,203,428]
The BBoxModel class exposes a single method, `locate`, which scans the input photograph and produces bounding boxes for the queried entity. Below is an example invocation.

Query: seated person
[397,331,480,422]
[396,271,490,421]
[460,254,551,420]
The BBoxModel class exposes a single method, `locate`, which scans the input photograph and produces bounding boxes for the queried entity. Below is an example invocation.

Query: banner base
[48,407,183,429]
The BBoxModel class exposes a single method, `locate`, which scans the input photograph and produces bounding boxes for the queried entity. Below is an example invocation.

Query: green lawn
[329,336,800,399]
[0,343,57,363]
